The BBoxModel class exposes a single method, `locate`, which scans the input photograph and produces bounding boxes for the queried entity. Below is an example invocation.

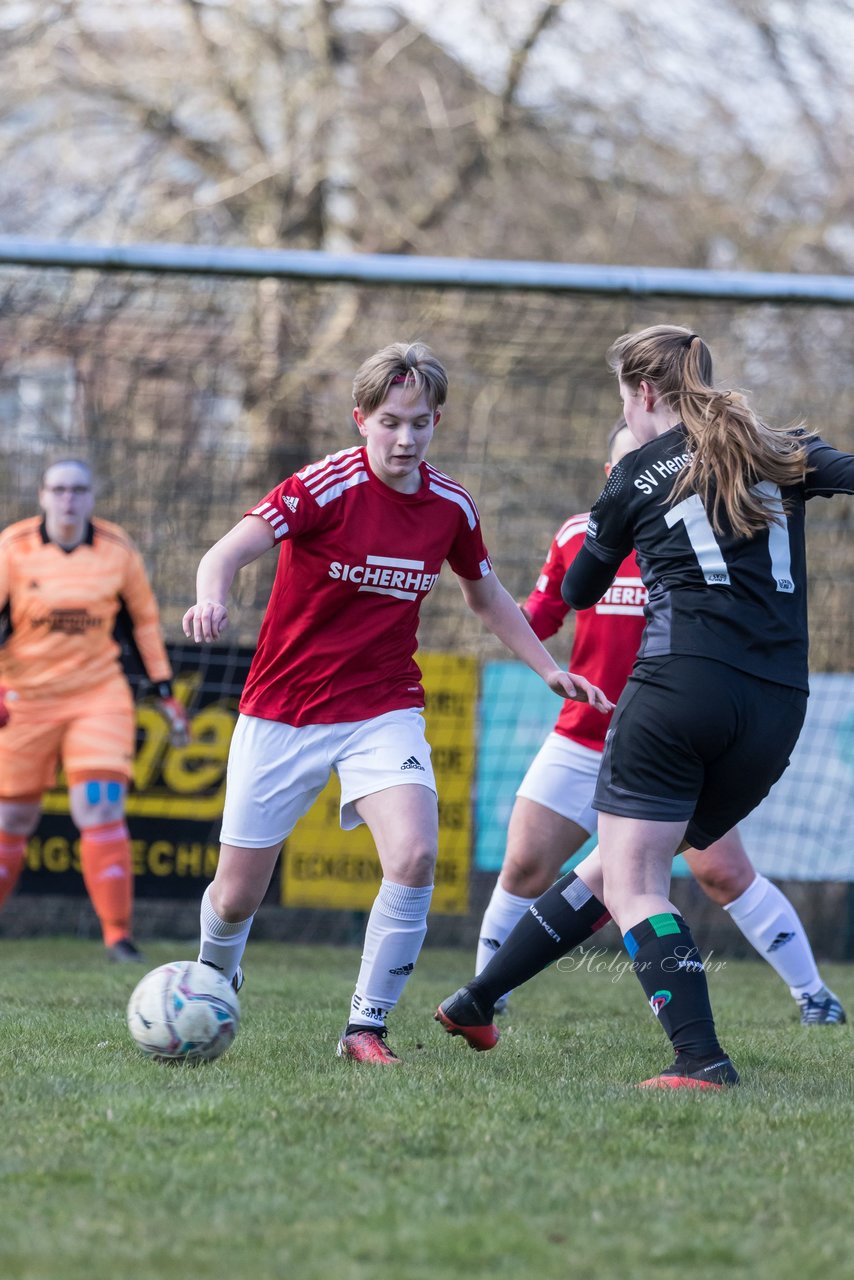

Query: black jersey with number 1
[562,427,854,692]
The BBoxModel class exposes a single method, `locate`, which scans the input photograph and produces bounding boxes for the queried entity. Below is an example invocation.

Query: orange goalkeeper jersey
[0,516,173,700]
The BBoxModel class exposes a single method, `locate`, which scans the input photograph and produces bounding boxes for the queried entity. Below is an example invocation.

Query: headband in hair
[390,373,414,384]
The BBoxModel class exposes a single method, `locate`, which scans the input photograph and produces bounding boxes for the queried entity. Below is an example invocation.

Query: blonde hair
[607,324,809,537]
[352,342,448,416]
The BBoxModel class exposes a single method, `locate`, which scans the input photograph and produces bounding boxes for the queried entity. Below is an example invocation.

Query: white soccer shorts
[220,707,437,848]
[515,731,603,834]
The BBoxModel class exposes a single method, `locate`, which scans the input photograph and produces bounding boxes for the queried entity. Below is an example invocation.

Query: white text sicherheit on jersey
[328,555,440,600]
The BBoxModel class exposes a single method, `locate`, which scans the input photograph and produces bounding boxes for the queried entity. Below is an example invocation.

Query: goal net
[1,260,852,938]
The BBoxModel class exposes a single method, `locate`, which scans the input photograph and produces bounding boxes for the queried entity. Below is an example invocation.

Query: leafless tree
[1,1,852,653]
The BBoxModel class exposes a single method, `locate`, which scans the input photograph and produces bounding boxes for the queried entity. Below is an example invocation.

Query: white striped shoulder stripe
[299,446,363,486]
[249,503,289,538]
[305,454,366,499]
[424,463,480,530]
[314,471,369,507]
[424,462,479,503]
[556,513,591,548]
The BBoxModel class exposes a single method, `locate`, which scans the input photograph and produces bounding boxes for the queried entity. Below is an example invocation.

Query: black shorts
[592,655,807,850]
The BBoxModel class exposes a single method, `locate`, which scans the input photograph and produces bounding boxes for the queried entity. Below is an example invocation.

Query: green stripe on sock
[649,912,681,938]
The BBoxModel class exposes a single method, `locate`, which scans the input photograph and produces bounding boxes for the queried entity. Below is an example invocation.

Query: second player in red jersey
[524,516,645,750]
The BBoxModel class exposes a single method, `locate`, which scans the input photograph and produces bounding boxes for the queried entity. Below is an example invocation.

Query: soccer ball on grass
[127,960,240,1064]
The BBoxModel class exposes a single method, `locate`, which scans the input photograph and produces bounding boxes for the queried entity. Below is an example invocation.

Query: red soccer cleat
[337,1025,402,1065]
[638,1053,739,1090]
[435,986,500,1052]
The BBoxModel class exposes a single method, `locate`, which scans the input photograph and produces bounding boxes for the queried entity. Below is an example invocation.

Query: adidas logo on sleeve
[400,756,425,771]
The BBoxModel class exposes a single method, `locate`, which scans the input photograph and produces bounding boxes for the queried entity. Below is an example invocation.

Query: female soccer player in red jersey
[0,459,189,960]
[183,342,610,1065]
[468,422,845,1025]
[438,325,854,1087]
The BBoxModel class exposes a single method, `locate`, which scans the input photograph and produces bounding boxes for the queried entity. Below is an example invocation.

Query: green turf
[0,939,851,1280]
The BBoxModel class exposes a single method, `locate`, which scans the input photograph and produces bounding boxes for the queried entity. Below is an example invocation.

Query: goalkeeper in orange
[0,459,189,960]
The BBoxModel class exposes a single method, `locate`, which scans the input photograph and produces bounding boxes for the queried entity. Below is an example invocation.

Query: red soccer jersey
[239,446,492,726]
[524,513,647,750]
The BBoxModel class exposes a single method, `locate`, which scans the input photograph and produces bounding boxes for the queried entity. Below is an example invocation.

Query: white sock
[724,874,823,999]
[348,880,433,1029]
[198,885,253,984]
[475,881,536,976]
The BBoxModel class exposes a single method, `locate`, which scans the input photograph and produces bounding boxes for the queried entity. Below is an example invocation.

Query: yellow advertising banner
[280,653,477,915]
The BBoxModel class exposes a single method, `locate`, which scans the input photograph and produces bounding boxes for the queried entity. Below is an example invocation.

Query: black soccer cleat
[107,937,145,964]
[435,985,500,1051]
[638,1052,740,1090]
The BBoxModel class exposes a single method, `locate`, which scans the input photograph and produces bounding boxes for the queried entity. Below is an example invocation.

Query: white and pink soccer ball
[127,961,240,1064]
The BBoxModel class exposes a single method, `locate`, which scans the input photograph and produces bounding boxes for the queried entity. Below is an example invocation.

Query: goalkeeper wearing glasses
[0,459,189,960]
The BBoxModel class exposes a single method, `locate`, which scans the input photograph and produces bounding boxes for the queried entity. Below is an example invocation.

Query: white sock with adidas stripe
[348,879,433,1028]
[198,885,253,984]
[475,881,536,977]
[724,874,823,999]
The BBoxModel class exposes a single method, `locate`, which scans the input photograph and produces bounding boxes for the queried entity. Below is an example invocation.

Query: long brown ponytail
[607,325,809,537]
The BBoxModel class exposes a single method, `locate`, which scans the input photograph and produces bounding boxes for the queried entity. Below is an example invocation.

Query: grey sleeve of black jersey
[804,438,854,498]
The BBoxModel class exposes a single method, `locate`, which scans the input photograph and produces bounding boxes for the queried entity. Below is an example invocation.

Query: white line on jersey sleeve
[314,471,369,507]
[303,451,364,492]
[424,462,477,495]
[428,480,478,529]
[556,515,590,547]
[298,446,362,482]
[255,507,289,538]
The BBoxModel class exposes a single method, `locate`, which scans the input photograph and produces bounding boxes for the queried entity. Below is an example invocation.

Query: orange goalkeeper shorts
[0,675,135,800]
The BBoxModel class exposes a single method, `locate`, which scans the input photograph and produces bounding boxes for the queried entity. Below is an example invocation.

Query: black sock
[624,913,723,1061]
[469,870,610,1009]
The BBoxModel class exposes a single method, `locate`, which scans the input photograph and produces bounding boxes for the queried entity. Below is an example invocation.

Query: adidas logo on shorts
[400,756,425,771]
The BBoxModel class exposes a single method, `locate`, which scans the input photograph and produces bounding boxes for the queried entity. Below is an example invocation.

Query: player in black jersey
[437,324,854,1088]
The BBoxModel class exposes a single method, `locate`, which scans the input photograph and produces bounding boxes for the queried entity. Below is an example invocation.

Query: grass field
[1,938,852,1280]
